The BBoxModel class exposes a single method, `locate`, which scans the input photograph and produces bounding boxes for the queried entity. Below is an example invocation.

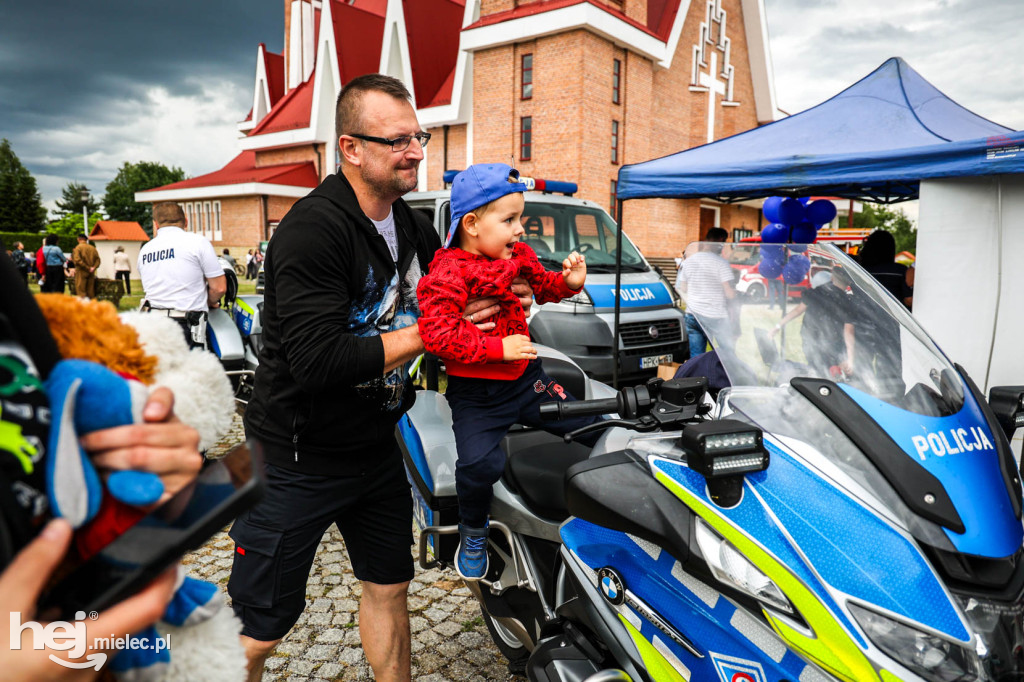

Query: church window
[213,201,223,241]
[521,116,533,160]
[611,120,620,164]
[522,54,533,100]
[612,59,621,104]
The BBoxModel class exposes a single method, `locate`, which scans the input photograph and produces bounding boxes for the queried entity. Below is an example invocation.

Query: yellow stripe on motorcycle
[880,670,905,681]
[617,614,690,682]
[653,471,880,682]
[234,298,255,315]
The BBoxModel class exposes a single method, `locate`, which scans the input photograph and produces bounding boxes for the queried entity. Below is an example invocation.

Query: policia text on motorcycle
[137,202,227,349]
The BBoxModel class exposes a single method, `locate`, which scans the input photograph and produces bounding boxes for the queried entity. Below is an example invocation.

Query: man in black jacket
[229,74,526,681]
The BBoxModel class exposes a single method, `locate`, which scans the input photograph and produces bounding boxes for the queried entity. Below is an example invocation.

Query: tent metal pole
[613,198,625,388]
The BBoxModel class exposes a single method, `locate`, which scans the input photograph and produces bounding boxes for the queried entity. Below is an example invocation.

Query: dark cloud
[0,0,280,205]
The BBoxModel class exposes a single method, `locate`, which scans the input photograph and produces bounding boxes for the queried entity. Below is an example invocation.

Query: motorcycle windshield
[679,242,961,412]
[678,243,1020,557]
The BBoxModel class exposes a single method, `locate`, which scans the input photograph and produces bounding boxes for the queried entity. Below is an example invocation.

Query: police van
[406,174,688,384]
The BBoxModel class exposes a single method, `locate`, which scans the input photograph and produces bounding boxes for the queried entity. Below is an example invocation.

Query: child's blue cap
[445,164,527,247]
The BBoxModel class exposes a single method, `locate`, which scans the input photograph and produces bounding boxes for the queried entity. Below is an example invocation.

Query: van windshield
[519,202,646,273]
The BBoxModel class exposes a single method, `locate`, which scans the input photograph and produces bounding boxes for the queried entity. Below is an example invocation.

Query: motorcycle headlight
[694,519,794,615]
[848,603,980,682]
[564,289,593,306]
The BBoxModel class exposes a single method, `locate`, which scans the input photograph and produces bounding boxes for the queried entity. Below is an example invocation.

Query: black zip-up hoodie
[244,173,440,475]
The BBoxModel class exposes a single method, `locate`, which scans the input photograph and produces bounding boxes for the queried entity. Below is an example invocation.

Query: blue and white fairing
[565,242,1024,681]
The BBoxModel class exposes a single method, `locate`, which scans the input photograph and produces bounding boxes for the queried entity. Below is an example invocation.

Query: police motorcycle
[207,256,264,411]
[400,241,1024,682]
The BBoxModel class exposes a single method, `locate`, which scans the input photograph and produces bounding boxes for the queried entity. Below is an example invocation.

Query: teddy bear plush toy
[34,294,246,682]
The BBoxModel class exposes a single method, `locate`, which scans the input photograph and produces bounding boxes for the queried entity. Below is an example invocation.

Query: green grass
[461,616,483,632]
[27,277,258,312]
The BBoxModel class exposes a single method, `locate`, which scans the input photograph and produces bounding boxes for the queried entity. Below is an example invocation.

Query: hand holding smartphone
[39,441,264,619]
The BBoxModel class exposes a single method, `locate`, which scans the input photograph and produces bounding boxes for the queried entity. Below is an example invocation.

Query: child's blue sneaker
[456,523,489,581]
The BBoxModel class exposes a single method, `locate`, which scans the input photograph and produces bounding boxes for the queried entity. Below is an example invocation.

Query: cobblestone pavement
[190,414,520,681]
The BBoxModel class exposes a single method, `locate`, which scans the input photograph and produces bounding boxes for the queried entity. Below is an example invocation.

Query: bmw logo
[648,325,659,339]
[597,567,626,605]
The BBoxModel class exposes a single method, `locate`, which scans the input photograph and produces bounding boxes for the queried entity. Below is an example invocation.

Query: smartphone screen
[40,441,264,619]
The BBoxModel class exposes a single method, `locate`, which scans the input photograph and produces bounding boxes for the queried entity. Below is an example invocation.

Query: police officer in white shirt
[138,202,227,349]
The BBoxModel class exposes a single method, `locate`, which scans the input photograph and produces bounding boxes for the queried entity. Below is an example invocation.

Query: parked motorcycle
[400,242,1024,682]
[208,257,263,411]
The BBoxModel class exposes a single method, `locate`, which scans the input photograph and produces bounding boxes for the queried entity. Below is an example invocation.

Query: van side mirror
[988,386,1024,443]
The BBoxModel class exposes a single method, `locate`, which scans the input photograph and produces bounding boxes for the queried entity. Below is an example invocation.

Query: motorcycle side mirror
[681,419,768,508]
[988,386,1024,443]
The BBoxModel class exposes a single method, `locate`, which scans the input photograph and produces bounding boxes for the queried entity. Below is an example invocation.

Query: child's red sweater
[417,243,578,380]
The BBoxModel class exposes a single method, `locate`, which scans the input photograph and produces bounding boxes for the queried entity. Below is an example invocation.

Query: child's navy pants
[446,360,603,529]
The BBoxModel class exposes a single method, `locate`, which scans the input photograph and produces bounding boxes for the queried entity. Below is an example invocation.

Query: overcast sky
[1,0,1021,213]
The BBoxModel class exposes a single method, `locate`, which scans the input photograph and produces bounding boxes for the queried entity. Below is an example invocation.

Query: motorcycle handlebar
[540,397,620,421]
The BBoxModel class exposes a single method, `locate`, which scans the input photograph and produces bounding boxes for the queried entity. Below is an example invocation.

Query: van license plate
[640,354,673,369]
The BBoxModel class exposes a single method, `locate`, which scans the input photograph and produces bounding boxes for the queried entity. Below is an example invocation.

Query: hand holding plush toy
[34,295,244,682]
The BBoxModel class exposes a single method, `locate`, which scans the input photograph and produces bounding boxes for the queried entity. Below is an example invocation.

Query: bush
[66,278,125,308]
[0,231,77,253]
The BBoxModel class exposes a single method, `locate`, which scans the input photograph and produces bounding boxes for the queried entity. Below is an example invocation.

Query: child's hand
[502,334,537,361]
[562,251,586,290]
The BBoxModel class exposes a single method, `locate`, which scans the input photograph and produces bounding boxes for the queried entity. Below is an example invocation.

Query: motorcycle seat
[501,429,592,522]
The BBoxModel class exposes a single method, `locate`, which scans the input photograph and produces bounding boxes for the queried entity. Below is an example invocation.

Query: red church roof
[89,221,150,242]
[403,0,464,108]
[263,46,285,108]
[331,0,387,85]
[464,0,675,41]
[250,78,315,135]
[139,151,319,192]
[646,0,683,40]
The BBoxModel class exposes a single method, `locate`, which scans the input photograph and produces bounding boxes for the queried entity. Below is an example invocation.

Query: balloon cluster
[758,197,838,284]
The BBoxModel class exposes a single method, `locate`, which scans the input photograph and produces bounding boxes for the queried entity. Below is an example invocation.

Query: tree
[853,203,917,255]
[0,138,47,233]
[47,212,103,238]
[103,161,185,234]
[54,181,102,217]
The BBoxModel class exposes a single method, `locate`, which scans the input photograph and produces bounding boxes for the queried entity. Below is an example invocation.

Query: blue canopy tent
[607,57,1024,384]
[616,57,1024,204]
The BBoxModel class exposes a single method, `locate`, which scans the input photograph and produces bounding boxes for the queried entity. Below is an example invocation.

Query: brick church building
[138,0,778,259]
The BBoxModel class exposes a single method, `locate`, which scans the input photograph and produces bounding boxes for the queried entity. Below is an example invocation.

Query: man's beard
[364,158,419,199]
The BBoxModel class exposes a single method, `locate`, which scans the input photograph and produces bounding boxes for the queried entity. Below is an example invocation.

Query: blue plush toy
[44,359,164,528]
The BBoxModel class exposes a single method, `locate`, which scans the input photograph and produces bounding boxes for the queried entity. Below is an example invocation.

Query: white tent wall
[916,175,1024,457]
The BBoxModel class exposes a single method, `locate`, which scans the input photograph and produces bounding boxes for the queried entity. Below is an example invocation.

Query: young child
[417,163,602,580]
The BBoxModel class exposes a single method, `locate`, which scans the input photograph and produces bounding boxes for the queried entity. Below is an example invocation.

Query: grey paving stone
[317,662,344,679]
[433,620,463,637]
[309,611,333,626]
[338,647,365,665]
[287,657,316,675]
[316,628,346,644]
[309,597,333,612]
[276,641,306,657]
[306,644,338,661]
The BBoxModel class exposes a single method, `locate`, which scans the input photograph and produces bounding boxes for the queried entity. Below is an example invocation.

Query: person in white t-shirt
[675,227,736,356]
[138,202,227,349]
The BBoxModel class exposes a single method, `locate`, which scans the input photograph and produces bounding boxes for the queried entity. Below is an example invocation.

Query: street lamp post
[80,187,91,239]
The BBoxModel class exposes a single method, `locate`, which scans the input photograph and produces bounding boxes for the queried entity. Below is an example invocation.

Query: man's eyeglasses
[347,132,431,152]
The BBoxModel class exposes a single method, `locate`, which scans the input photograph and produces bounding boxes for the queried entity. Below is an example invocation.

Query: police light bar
[442,170,577,196]
[519,177,578,195]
